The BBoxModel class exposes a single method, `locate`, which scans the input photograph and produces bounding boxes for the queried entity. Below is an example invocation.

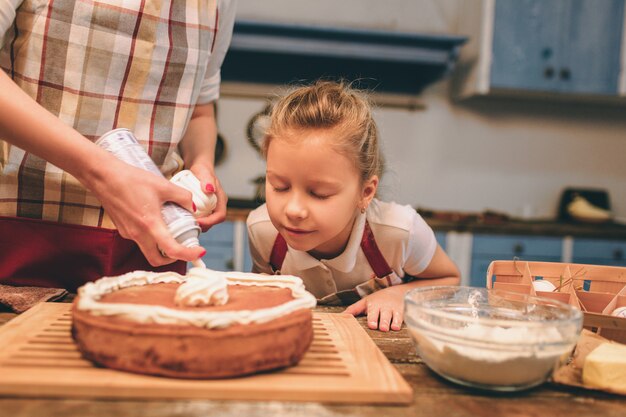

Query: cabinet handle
[614,249,624,261]
[513,244,525,256]
[543,67,555,79]
[559,68,571,80]
[541,48,553,60]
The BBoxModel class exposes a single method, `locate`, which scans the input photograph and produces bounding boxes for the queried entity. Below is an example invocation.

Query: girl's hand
[344,247,461,333]
[189,164,227,232]
[344,286,405,332]
[91,157,206,266]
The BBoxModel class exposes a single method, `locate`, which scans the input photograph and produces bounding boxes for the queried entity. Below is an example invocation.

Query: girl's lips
[284,226,313,235]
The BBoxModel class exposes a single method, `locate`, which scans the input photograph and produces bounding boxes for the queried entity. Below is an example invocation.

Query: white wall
[234,0,460,34]
[215,0,626,221]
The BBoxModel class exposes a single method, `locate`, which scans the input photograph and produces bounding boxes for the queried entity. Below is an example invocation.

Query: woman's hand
[189,163,227,232]
[90,157,206,266]
[344,286,405,332]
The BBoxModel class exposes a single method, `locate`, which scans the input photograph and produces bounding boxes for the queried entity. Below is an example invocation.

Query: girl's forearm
[389,275,461,296]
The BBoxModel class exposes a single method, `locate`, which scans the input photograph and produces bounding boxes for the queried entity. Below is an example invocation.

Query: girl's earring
[360,206,366,214]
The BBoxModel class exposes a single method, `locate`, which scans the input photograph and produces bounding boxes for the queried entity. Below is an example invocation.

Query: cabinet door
[572,238,626,267]
[197,221,234,270]
[559,0,624,94]
[470,234,563,287]
[491,0,566,91]
[435,231,447,251]
[243,227,253,272]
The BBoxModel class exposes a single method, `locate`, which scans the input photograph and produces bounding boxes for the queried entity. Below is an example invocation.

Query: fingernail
[199,249,206,258]
[192,202,197,212]
[205,183,215,193]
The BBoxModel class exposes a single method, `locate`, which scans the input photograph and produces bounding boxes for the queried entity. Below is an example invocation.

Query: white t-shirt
[247,199,438,300]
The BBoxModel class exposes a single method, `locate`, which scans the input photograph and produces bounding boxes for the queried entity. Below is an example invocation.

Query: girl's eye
[310,191,331,200]
[272,186,289,193]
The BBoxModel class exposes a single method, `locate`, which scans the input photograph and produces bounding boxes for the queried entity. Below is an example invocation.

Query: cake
[71,268,317,379]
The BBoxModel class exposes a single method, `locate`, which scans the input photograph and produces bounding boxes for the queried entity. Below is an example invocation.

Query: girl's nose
[285,193,307,220]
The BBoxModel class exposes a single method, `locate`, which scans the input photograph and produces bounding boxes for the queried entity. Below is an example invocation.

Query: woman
[0,0,236,290]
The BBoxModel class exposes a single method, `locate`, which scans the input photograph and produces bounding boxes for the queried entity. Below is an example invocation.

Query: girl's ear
[360,175,378,208]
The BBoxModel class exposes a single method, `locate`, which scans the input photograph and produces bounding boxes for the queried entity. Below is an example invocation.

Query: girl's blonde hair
[263,80,383,182]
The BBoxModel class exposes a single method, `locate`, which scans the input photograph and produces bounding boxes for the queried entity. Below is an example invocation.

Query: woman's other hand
[190,164,227,232]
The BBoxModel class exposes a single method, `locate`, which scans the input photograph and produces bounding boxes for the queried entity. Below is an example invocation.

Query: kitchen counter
[1,303,625,417]
[227,198,626,240]
[425,218,626,240]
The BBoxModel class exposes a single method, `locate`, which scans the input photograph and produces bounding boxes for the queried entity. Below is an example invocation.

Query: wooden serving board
[0,303,412,404]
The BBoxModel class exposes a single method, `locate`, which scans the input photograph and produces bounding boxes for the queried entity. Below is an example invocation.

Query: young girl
[247,81,460,332]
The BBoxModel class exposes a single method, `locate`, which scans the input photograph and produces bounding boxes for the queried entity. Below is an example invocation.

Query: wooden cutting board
[0,303,412,404]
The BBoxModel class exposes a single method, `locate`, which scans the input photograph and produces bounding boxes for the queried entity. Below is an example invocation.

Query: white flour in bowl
[411,323,569,388]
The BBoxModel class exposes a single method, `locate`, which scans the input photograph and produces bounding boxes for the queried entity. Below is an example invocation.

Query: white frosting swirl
[76,268,317,329]
[175,269,229,307]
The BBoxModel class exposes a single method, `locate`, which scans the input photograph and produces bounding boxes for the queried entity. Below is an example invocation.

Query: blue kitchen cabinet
[243,227,253,272]
[197,221,235,270]
[491,0,624,95]
[435,231,447,250]
[571,238,626,267]
[491,0,565,92]
[561,0,625,94]
[469,234,563,287]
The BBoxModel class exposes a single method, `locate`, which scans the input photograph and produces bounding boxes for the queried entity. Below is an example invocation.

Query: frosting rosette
[175,269,229,307]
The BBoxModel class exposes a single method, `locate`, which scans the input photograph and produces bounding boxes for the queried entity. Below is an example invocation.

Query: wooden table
[1,305,625,417]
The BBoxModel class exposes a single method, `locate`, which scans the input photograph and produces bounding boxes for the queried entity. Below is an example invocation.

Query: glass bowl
[404,286,583,392]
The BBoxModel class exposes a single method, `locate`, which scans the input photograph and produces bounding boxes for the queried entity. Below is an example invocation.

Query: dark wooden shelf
[221,20,467,95]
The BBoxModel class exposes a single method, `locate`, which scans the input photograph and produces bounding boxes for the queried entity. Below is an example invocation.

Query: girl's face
[265,130,377,259]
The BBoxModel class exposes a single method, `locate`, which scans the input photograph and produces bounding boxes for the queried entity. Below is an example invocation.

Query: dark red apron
[0,216,185,292]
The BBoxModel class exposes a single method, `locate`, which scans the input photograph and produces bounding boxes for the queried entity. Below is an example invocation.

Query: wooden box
[485,260,626,343]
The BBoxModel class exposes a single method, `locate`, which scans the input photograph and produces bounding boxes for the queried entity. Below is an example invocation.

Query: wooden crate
[485,260,626,343]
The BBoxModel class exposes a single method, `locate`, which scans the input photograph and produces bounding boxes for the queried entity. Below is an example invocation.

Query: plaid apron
[0,0,219,226]
[0,0,222,289]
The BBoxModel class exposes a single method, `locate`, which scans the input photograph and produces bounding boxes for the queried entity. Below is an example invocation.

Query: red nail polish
[199,249,206,258]
[205,183,215,193]
[192,202,197,212]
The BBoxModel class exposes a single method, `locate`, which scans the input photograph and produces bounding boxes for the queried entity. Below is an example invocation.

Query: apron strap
[360,221,393,278]
[269,233,288,274]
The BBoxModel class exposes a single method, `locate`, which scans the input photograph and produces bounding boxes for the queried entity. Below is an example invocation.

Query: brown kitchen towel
[0,284,68,313]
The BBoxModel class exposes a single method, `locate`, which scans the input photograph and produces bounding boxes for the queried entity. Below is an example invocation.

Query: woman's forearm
[0,70,114,188]
[178,102,217,170]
